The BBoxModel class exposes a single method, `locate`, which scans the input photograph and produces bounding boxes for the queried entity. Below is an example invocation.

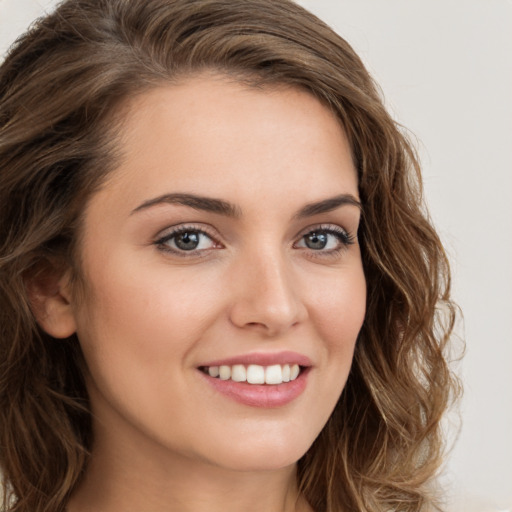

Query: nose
[228,249,307,337]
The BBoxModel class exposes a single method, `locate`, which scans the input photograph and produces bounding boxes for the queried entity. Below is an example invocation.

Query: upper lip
[198,351,312,368]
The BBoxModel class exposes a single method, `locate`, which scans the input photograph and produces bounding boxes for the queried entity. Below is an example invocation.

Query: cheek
[310,265,366,354]
[72,258,230,425]
[76,255,223,359]
[294,264,365,440]
[72,257,227,431]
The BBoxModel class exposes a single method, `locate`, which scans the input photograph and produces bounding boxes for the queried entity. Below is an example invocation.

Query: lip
[199,351,312,368]
[199,368,310,408]
[197,351,312,408]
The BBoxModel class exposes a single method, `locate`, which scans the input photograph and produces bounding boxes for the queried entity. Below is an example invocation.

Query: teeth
[265,364,282,385]
[204,363,302,385]
[208,366,219,378]
[231,364,246,382]
[219,365,231,380]
[247,364,265,384]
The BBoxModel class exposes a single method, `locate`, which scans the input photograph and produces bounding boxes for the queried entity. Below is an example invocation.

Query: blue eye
[303,231,331,250]
[296,227,354,252]
[156,227,217,253]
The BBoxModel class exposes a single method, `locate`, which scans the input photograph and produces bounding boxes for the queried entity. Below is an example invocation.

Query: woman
[0,1,458,511]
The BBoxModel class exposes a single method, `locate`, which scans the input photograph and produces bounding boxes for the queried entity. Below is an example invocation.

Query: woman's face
[70,75,366,471]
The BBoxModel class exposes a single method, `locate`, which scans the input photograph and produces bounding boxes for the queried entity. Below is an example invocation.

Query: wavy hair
[0,1,458,511]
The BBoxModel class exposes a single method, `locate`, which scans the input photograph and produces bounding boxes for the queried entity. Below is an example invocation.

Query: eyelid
[155,222,219,240]
[154,223,223,255]
[152,222,356,258]
[295,223,355,242]
[293,223,356,253]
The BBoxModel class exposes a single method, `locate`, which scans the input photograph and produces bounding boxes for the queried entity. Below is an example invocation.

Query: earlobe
[25,265,77,339]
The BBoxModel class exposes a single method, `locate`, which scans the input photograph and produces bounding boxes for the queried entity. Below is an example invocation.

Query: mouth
[198,363,305,385]
[197,354,311,408]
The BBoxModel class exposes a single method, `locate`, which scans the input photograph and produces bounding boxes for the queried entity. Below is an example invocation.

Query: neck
[67,420,312,512]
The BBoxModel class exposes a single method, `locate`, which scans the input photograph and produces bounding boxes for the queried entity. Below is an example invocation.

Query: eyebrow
[131,192,361,218]
[294,194,362,219]
[131,193,241,217]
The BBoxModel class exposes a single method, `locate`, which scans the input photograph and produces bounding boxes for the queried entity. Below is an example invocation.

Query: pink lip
[199,368,310,408]
[199,351,312,368]
[197,351,312,408]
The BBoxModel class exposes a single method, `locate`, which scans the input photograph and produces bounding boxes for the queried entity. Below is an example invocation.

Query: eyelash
[294,225,356,257]
[154,224,355,258]
[154,224,219,257]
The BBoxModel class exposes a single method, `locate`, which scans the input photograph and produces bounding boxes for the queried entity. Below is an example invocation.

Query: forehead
[91,75,358,218]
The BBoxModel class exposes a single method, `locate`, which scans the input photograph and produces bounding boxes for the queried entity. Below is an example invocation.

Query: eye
[295,226,354,253]
[155,226,219,254]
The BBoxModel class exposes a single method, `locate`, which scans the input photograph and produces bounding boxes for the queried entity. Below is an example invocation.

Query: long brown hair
[0,1,458,511]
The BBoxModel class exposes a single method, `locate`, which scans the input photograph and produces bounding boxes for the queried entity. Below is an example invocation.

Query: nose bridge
[229,243,305,335]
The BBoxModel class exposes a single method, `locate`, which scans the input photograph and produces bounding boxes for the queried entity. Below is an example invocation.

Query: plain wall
[1,1,511,510]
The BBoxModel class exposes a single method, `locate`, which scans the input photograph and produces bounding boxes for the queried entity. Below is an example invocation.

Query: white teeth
[219,365,231,380]
[282,364,291,382]
[265,364,282,385]
[208,366,219,378]
[204,363,302,385]
[231,364,246,382]
[247,364,265,384]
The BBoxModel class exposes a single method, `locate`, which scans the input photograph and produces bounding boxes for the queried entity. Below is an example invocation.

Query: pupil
[176,232,199,250]
[306,232,327,250]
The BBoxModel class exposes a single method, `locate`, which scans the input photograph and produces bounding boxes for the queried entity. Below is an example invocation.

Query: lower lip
[199,368,310,408]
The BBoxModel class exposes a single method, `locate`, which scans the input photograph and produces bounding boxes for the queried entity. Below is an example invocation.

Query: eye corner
[294,224,356,255]
[153,224,223,256]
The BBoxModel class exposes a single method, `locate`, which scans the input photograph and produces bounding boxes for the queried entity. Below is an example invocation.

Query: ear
[25,263,77,339]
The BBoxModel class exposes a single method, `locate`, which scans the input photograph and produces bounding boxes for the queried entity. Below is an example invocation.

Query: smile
[200,363,302,385]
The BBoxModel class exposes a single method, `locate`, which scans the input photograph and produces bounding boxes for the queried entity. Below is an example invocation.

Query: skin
[41,75,366,512]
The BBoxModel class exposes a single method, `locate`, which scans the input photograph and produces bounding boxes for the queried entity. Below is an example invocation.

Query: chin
[199,431,314,473]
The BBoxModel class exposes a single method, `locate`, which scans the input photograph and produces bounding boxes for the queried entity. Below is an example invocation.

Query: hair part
[0,1,459,511]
